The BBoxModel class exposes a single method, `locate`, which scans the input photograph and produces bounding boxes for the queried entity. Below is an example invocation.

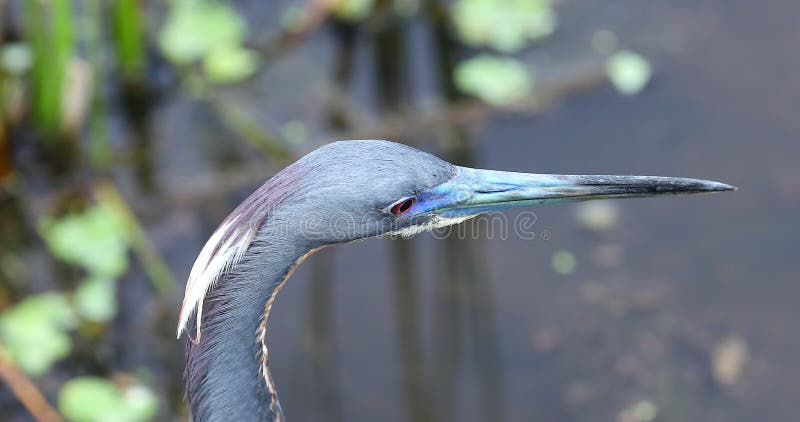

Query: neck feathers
[181,162,315,421]
[185,234,308,421]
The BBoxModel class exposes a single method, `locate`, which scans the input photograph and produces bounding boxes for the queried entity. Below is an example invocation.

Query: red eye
[391,198,415,215]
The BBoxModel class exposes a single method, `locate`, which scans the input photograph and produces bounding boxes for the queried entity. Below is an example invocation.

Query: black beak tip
[671,179,737,194]
[712,182,738,192]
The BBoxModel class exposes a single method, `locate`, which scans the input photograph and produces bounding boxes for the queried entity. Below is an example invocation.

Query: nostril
[475,186,515,194]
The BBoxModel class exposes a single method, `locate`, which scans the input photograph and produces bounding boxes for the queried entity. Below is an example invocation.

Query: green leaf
[452,0,557,52]
[121,385,159,421]
[606,50,652,95]
[39,205,130,279]
[59,378,120,422]
[159,0,246,64]
[332,0,376,22]
[575,201,619,233]
[280,120,307,145]
[203,44,259,83]
[551,250,576,276]
[0,42,33,75]
[59,377,157,422]
[75,277,117,322]
[0,293,76,375]
[281,6,308,33]
[454,55,533,106]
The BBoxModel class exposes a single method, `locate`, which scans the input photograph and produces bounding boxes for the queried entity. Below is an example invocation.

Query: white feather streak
[177,216,255,340]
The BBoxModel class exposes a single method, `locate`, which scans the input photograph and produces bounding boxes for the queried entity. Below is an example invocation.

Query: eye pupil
[392,198,415,215]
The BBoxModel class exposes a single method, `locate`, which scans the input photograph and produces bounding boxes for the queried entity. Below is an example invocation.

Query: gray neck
[186,221,314,421]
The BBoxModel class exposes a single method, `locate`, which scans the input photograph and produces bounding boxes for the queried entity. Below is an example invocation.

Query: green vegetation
[454,54,533,106]
[1,206,123,364]
[112,0,147,78]
[606,50,652,95]
[332,0,376,21]
[159,0,258,83]
[551,250,577,276]
[452,0,557,52]
[39,204,130,323]
[39,205,131,281]
[0,201,158,414]
[59,377,157,422]
[0,293,76,375]
[24,0,75,135]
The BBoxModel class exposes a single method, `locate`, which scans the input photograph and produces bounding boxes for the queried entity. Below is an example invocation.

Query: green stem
[24,0,74,136]
[205,92,292,163]
[84,0,112,170]
[94,183,175,299]
[112,0,146,78]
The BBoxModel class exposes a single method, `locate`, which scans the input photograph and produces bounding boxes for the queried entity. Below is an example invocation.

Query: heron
[177,140,734,421]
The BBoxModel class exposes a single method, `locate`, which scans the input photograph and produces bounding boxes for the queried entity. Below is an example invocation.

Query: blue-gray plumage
[179,140,734,421]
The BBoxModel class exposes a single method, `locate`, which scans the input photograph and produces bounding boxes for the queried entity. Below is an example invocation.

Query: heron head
[178,139,735,338]
[286,140,735,244]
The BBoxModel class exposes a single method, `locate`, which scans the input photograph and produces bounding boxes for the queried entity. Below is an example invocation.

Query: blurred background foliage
[0,0,795,421]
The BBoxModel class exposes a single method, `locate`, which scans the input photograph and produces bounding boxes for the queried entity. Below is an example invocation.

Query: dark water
[3,1,799,421]
[263,2,798,421]
[261,2,798,421]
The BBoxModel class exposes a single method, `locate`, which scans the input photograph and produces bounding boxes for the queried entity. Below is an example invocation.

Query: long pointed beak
[432,166,736,217]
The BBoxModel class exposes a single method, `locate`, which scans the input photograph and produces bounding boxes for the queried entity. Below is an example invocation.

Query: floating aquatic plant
[452,0,557,52]
[59,377,157,422]
[454,54,533,106]
[0,293,76,375]
[606,50,652,95]
[159,0,258,83]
